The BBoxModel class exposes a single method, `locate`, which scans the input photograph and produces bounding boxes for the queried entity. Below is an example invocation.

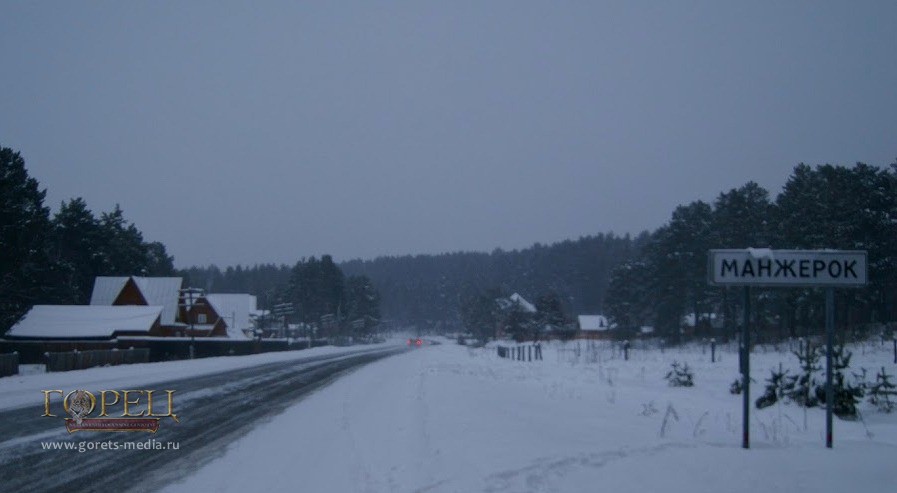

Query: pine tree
[814,345,863,419]
[786,341,821,407]
[345,274,381,334]
[50,198,105,303]
[665,361,695,387]
[756,364,791,409]
[0,146,63,333]
[99,205,149,276]
[868,367,897,413]
[534,291,567,331]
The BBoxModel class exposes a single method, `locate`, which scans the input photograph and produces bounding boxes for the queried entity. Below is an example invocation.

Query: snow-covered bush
[665,361,694,387]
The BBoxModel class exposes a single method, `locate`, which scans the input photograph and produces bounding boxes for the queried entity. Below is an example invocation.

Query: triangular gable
[204,294,255,339]
[90,277,130,306]
[132,277,182,325]
[113,277,149,306]
[90,276,182,326]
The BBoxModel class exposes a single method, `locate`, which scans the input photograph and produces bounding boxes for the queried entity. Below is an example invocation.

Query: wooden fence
[496,344,543,361]
[0,352,18,377]
[45,348,150,372]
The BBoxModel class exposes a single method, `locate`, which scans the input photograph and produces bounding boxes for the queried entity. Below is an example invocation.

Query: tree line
[181,256,381,338]
[605,162,897,343]
[183,233,644,333]
[341,233,645,331]
[1,146,176,333]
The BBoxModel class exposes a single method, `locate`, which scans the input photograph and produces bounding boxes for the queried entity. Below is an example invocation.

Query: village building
[5,305,164,340]
[91,276,186,335]
[576,314,614,340]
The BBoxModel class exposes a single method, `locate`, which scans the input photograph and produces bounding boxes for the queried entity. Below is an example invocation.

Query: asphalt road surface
[0,346,407,493]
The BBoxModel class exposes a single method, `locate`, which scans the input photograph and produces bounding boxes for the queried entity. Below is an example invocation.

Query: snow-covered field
[161,337,897,493]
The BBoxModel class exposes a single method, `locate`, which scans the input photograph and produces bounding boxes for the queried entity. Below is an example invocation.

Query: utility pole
[272,302,295,339]
[178,287,205,359]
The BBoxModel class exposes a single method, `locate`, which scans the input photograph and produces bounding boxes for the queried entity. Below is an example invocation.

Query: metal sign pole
[825,288,834,448]
[742,286,750,449]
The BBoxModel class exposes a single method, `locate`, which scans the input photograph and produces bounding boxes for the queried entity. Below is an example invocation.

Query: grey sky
[2,1,895,268]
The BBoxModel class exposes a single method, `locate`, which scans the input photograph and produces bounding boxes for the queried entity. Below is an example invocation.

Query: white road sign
[708,249,867,287]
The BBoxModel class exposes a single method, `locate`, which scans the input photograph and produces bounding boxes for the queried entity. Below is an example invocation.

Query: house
[178,295,228,338]
[577,315,614,340]
[91,276,186,335]
[6,305,164,340]
[202,294,256,339]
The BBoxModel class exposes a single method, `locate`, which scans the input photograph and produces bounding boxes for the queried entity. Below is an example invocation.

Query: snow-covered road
[162,339,897,493]
[0,344,406,493]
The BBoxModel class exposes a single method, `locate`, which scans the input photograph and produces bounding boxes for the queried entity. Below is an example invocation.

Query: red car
[407,338,423,347]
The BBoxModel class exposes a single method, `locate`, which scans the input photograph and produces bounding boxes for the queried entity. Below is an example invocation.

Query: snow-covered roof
[578,315,611,331]
[7,305,163,339]
[640,326,655,334]
[508,293,537,313]
[90,277,129,306]
[204,294,256,340]
[91,276,182,325]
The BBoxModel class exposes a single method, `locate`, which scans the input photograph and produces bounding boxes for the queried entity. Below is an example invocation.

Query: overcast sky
[2,1,895,268]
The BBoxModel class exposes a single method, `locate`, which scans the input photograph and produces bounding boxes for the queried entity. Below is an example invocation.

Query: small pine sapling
[814,344,863,419]
[756,364,791,409]
[665,361,694,387]
[730,378,743,395]
[868,367,897,413]
[786,341,821,407]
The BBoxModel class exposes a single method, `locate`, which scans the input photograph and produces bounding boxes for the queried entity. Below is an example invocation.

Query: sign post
[825,288,834,448]
[742,286,750,449]
[708,249,867,449]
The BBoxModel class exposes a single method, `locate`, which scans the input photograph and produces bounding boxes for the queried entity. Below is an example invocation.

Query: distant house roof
[7,305,163,339]
[204,294,256,340]
[497,293,537,313]
[578,315,611,331]
[509,293,537,313]
[90,276,182,325]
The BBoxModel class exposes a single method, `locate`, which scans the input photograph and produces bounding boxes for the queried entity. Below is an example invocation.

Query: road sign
[708,249,867,287]
[708,248,868,450]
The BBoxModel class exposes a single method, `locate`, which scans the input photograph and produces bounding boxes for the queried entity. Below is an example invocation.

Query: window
[197,313,207,324]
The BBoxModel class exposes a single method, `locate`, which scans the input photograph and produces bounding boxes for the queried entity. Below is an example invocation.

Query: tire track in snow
[483,442,696,493]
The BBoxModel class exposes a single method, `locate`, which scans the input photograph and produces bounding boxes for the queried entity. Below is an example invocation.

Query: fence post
[711,338,716,363]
